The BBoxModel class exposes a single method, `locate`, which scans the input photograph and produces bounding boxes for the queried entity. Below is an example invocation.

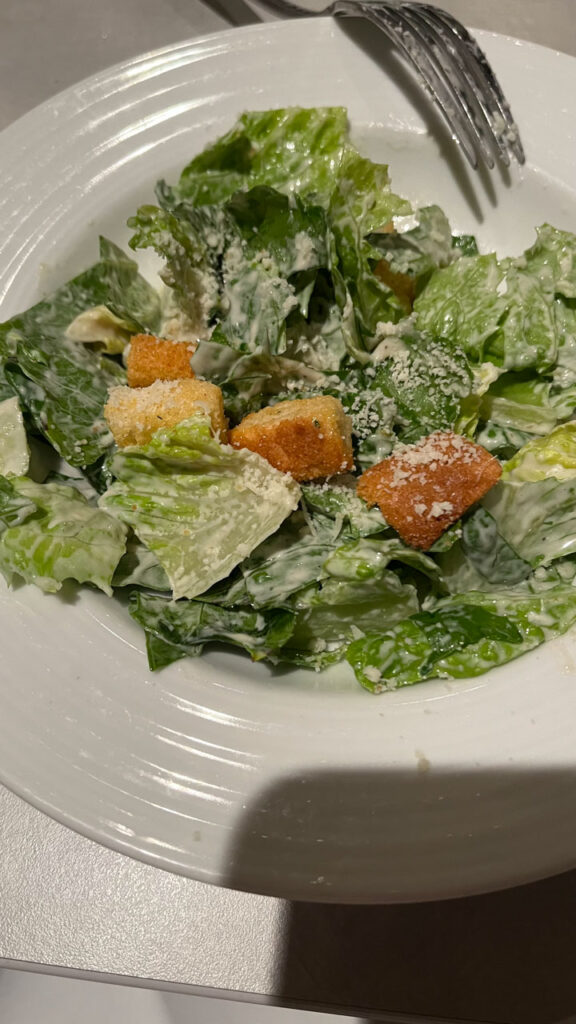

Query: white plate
[1,19,576,904]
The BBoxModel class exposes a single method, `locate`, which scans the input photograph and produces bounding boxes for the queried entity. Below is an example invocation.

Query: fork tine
[414,4,525,165]
[399,4,504,167]
[358,2,484,169]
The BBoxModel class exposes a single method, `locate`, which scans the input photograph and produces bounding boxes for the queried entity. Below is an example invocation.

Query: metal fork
[255,0,525,171]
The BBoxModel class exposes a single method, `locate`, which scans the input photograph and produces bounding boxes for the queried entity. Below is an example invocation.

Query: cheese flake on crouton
[229,396,353,482]
[105,379,227,447]
[126,334,196,388]
[357,430,501,549]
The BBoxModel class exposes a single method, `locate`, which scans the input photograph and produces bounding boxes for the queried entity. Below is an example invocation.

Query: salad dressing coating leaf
[347,587,576,692]
[99,417,301,600]
[369,330,472,443]
[0,477,127,595]
[368,204,457,283]
[414,254,507,359]
[0,240,155,467]
[130,591,296,663]
[0,397,30,477]
[176,107,351,206]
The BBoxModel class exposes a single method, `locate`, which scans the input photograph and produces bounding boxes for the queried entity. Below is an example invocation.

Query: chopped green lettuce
[460,507,532,585]
[486,476,576,566]
[175,106,351,206]
[240,511,337,609]
[0,397,29,477]
[112,536,171,592]
[521,223,576,298]
[129,591,296,665]
[369,330,472,443]
[0,476,37,530]
[301,479,386,537]
[278,570,419,670]
[323,536,444,589]
[329,151,411,340]
[503,422,576,481]
[0,246,134,468]
[0,477,127,594]
[368,205,456,281]
[414,254,507,360]
[479,373,565,436]
[347,602,524,691]
[99,417,300,600]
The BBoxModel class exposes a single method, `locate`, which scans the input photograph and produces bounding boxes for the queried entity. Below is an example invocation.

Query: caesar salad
[1,106,576,693]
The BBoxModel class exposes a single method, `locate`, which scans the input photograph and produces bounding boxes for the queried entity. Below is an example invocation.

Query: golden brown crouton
[357,431,501,549]
[229,397,353,482]
[105,379,227,448]
[126,334,196,388]
[374,258,415,314]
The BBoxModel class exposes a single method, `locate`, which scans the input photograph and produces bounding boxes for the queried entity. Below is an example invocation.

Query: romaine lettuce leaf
[323,536,444,589]
[451,234,479,257]
[415,225,576,374]
[347,602,524,691]
[521,223,576,298]
[460,507,532,585]
[218,351,325,422]
[329,151,411,341]
[226,186,330,276]
[112,536,171,592]
[0,397,29,477]
[95,237,162,335]
[132,184,351,370]
[277,570,418,669]
[99,417,301,600]
[475,422,537,457]
[175,107,350,206]
[368,205,456,281]
[0,249,131,468]
[240,511,337,609]
[128,200,229,332]
[414,254,506,360]
[0,476,37,530]
[370,330,472,442]
[0,477,127,594]
[477,424,576,567]
[485,476,576,566]
[479,372,565,435]
[5,237,160,352]
[129,591,296,667]
[301,479,387,537]
[502,422,576,481]
[486,262,559,371]
[1,334,122,469]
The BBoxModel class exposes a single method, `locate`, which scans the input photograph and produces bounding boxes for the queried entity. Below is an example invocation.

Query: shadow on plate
[224,764,576,1024]
[201,2,514,223]
[200,0,262,28]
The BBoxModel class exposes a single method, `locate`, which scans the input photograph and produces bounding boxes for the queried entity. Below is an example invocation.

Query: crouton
[105,379,227,448]
[126,334,196,388]
[374,258,415,313]
[357,431,501,549]
[229,397,354,481]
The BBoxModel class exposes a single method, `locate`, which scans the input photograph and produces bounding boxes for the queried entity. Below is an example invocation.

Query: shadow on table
[224,765,576,1024]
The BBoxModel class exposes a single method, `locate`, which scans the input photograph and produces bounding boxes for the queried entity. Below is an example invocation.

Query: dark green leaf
[130,592,296,667]
[461,507,532,585]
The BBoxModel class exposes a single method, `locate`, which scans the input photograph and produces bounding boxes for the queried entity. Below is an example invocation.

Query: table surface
[2,3,576,1023]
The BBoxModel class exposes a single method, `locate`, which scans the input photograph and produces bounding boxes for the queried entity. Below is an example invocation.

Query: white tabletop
[2,3,576,1023]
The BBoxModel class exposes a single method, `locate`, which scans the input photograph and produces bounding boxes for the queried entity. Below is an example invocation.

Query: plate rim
[1,16,576,904]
